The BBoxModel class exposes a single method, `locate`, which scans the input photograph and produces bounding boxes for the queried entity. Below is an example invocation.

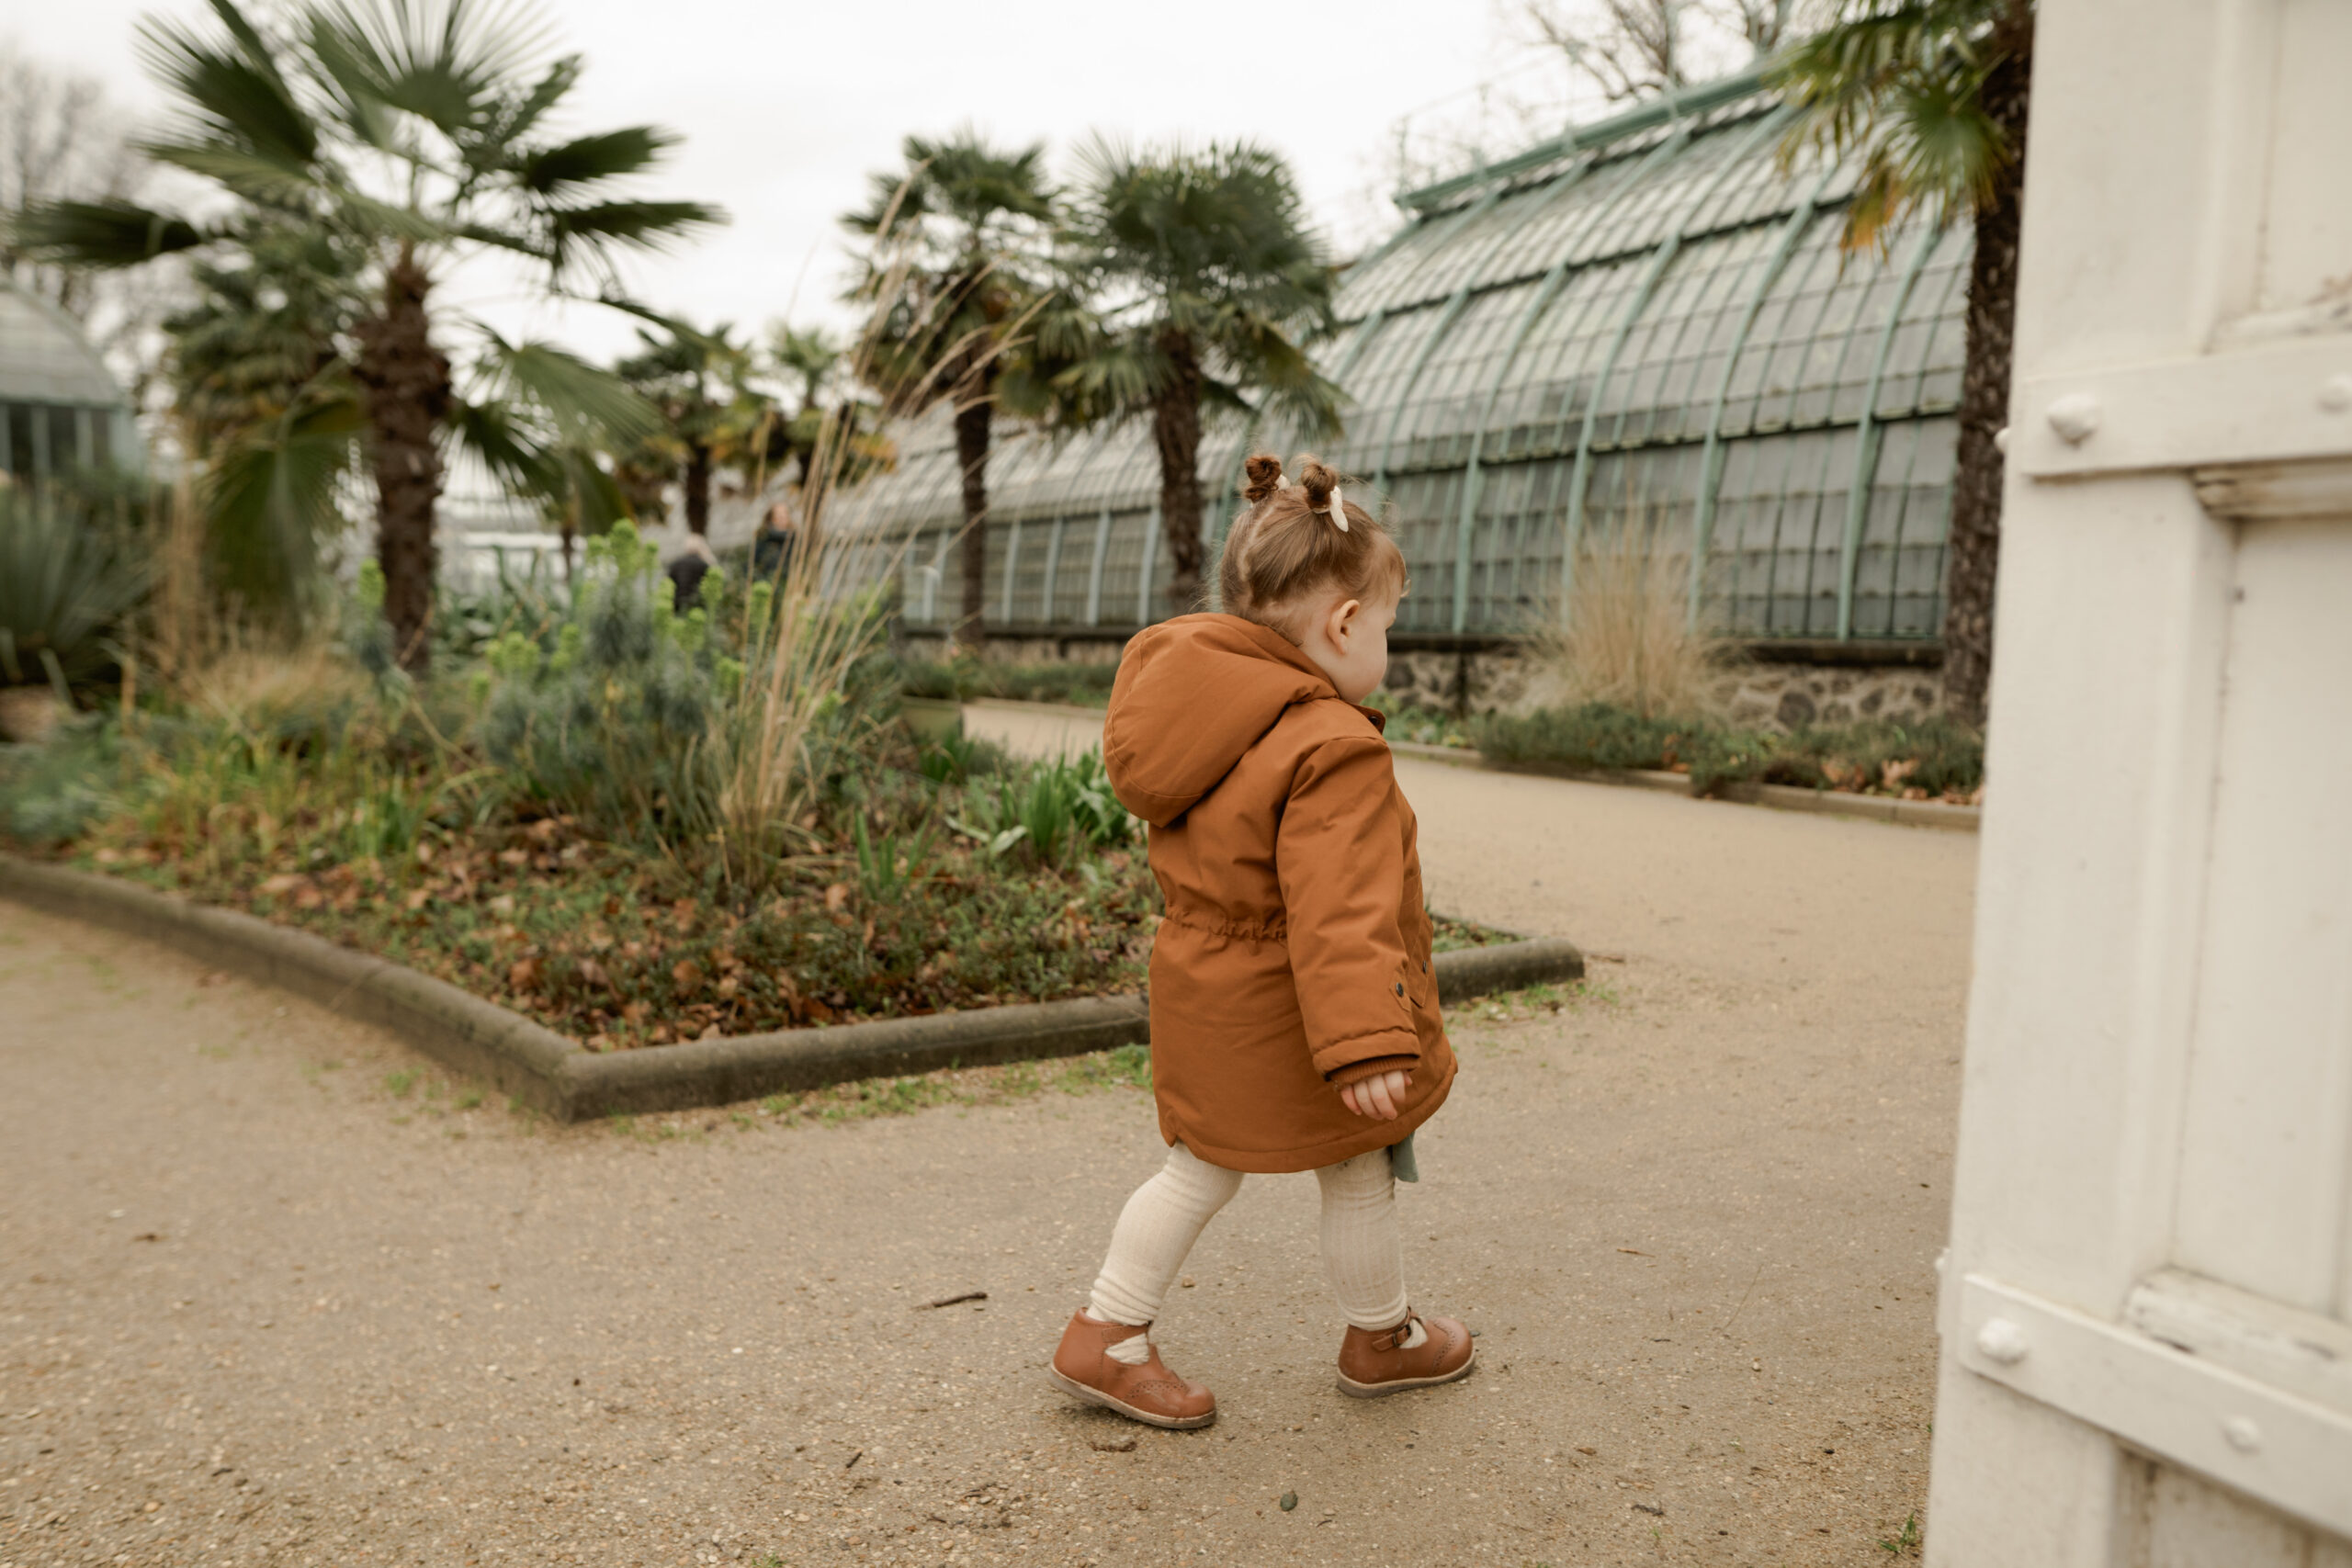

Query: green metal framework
[830,72,1971,648]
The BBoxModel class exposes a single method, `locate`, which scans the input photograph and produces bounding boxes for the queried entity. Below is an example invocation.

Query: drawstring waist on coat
[1159,904,1287,943]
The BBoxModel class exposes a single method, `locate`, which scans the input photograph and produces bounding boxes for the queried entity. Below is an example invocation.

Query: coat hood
[1104,614,1381,826]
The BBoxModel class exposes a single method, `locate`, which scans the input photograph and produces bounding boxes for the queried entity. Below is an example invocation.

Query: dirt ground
[0,715,1976,1568]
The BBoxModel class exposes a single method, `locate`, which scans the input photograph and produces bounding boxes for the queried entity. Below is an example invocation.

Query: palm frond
[333,186,454,244]
[201,397,365,615]
[474,333,660,447]
[142,141,326,210]
[307,0,557,140]
[516,127,676,193]
[490,53,580,145]
[10,200,211,267]
[448,394,560,496]
[554,446,630,532]
[1772,0,2019,248]
[548,199,724,259]
[136,5,322,169]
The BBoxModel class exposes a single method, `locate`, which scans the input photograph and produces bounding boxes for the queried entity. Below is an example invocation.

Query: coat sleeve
[1276,737,1424,1080]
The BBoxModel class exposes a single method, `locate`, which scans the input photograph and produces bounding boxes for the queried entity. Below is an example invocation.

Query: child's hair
[1217,455,1408,641]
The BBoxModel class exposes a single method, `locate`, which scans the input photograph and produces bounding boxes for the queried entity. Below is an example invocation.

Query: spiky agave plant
[0,487,150,694]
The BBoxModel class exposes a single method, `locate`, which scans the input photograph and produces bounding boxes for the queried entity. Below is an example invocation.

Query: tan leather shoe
[1046,1311,1216,1430]
[1336,1310,1476,1398]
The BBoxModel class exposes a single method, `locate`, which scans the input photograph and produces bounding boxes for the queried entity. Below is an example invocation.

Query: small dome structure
[0,280,140,482]
[829,65,1968,650]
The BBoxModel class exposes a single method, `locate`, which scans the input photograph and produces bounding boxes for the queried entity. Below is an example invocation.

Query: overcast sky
[14,0,1580,364]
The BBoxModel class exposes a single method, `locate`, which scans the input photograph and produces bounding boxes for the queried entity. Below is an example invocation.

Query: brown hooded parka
[1103,615,1455,1173]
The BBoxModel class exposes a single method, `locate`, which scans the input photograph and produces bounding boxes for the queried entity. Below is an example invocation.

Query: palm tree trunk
[952,390,991,653]
[1152,333,1206,616]
[684,439,712,535]
[352,243,449,677]
[1941,8,2034,728]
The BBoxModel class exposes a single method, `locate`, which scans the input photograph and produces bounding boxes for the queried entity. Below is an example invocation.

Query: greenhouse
[0,281,139,485]
[829,65,1970,651]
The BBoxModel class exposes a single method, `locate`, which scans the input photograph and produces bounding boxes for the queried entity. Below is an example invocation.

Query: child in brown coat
[1046,456,1475,1429]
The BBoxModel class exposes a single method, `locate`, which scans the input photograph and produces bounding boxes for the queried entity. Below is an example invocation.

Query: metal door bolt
[1974,1317,2030,1365]
[2045,394,2103,446]
[2319,374,2352,413]
[2222,1416,2262,1454]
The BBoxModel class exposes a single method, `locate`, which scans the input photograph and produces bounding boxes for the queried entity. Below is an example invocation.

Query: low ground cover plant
[1473,704,1984,802]
[1363,689,1472,748]
[899,657,1121,708]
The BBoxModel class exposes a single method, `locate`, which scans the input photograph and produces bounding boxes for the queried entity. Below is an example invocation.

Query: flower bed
[1471,704,1984,802]
[1,528,1169,1051]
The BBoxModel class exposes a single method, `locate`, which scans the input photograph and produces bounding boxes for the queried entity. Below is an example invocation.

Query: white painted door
[1926,0,2352,1562]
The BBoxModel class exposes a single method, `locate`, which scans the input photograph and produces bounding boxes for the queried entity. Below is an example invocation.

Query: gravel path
[1,717,1974,1568]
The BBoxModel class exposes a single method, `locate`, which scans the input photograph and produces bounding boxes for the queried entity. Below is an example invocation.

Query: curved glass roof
[831,70,1967,645]
[0,283,128,408]
[0,282,137,482]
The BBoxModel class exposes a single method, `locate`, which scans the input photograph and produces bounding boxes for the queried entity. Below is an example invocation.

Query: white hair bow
[1326,486,1349,533]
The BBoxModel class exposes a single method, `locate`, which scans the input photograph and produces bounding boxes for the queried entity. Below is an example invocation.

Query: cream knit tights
[1086,1143,1408,1335]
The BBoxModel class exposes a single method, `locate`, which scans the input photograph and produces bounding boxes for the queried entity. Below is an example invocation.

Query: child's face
[1298,586,1400,705]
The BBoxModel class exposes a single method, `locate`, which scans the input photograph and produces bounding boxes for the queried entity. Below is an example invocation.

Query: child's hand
[1339,1068,1411,1121]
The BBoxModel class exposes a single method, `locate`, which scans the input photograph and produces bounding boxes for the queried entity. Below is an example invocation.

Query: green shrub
[1474,701,1984,800]
[474,521,740,849]
[1470,703,1701,773]
[1363,689,1470,748]
[0,721,120,845]
[1753,716,1985,797]
[898,658,1120,707]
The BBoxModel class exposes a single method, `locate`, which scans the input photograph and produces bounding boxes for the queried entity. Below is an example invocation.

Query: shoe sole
[1046,1366,1217,1430]
[1334,1346,1478,1399]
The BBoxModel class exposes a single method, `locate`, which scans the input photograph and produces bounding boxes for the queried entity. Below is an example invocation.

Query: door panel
[2173,518,2352,1317]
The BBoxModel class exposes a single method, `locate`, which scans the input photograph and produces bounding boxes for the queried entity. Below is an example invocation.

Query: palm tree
[1776,0,2033,727]
[763,322,891,497]
[17,0,718,674]
[1055,139,1344,615]
[842,130,1055,651]
[615,321,757,536]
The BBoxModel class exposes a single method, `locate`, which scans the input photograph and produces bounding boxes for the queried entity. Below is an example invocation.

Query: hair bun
[1295,457,1337,511]
[1241,454,1284,504]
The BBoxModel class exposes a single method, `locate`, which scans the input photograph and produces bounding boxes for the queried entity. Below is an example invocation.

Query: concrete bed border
[953,702,1981,833]
[0,857,1585,1124]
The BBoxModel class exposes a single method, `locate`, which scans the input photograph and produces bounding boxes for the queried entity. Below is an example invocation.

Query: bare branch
[1521,0,1697,102]
[0,41,180,409]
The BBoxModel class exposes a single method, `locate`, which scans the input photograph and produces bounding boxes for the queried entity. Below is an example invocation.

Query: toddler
[1046,455,1473,1429]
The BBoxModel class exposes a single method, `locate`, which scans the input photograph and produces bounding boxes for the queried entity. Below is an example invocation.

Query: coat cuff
[1309,1026,1422,1080]
[1327,1054,1418,1088]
